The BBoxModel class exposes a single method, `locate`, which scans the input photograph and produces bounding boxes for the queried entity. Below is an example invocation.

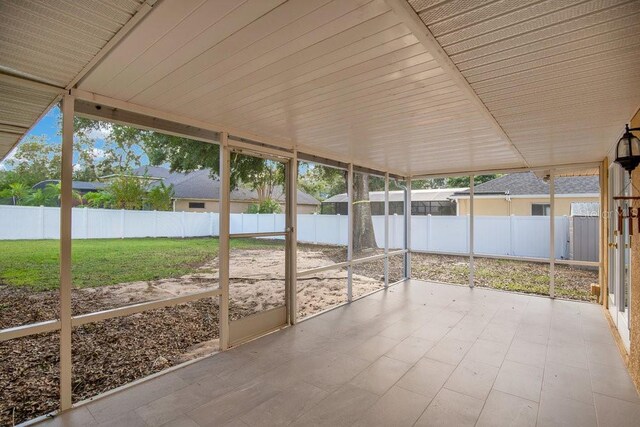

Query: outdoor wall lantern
[612,124,640,236]
[615,124,640,175]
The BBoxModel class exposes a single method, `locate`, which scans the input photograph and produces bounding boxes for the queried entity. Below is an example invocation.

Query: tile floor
[35,280,640,426]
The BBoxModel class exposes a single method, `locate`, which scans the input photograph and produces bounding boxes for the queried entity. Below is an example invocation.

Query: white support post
[384,172,389,287]
[286,153,298,324]
[59,94,74,411]
[219,133,231,350]
[549,171,555,298]
[347,164,354,302]
[405,179,412,279]
[469,175,475,288]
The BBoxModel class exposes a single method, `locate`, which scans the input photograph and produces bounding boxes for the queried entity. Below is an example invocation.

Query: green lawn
[0,238,281,291]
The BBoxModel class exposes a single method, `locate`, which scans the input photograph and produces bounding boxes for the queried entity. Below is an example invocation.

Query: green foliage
[84,191,115,209]
[297,162,347,200]
[0,136,61,189]
[247,198,282,214]
[74,117,143,175]
[444,175,501,188]
[0,182,29,205]
[107,176,147,210]
[146,182,174,211]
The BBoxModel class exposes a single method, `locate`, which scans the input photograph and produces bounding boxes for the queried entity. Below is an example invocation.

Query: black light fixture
[615,124,640,175]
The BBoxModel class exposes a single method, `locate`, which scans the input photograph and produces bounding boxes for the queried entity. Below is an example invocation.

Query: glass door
[608,164,618,320]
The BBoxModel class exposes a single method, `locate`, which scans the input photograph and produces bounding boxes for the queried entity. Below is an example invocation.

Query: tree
[247,198,282,214]
[108,176,146,210]
[445,175,501,188]
[1,136,61,188]
[40,182,82,206]
[146,182,174,211]
[74,117,143,176]
[298,162,347,200]
[352,173,377,254]
[0,182,29,205]
[84,191,115,209]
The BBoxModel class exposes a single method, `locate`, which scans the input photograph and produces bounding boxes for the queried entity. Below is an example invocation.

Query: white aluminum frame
[59,94,74,410]
[0,94,415,421]
[469,175,475,288]
[347,163,354,303]
[384,172,390,288]
[549,170,556,298]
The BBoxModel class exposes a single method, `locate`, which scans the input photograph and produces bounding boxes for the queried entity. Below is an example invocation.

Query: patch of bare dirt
[0,246,386,425]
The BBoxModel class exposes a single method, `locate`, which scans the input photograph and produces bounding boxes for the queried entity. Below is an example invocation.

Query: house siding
[627,109,640,395]
[173,199,318,214]
[456,196,598,216]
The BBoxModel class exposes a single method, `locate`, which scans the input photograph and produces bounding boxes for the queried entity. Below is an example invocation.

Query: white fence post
[209,212,214,236]
[426,214,432,251]
[314,213,318,244]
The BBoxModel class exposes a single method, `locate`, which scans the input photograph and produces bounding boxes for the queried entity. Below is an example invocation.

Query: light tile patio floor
[35,280,640,426]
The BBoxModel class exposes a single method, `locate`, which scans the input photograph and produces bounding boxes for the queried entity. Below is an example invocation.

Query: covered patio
[35,281,638,426]
[1,0,640,425]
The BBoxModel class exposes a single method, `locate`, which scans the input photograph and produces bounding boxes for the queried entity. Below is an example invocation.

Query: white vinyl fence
[0,205,590,260]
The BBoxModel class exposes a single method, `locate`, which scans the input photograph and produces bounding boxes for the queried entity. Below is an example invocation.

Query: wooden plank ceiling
[2,0,638,176]
[409,0,640,169]
[77,0,526,175]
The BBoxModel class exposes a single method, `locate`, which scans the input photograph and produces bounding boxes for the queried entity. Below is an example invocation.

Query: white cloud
[85,124,112,140]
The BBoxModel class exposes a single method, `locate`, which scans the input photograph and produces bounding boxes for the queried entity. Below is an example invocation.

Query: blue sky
[0,105,150,171]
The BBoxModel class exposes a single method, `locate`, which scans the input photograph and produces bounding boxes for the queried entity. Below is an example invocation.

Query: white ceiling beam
[384,0,530,168]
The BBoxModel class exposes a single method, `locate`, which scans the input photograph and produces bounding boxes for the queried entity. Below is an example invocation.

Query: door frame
[608,162,631,350]
[222,141,296,347]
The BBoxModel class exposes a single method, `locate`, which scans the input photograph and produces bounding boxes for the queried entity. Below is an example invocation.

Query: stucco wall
[173,199,318,214]
[457,196,598,216]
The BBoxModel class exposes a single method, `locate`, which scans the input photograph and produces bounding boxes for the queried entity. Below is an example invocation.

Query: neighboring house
[32,179,107,196]
[451,172,600,216]
[134,167,320,214]
[321,188,465,216]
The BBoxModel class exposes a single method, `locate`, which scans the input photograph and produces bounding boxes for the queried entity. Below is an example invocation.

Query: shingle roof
[453,172,599,196]
[32,180,107,191]
[323,188,466,203]
[135,167,319,205]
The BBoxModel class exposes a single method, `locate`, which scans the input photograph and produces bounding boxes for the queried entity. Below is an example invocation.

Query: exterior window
[189,202,205,209]
[531,203,550,216]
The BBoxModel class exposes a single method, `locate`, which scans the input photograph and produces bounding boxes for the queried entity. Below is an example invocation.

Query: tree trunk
[353,173,377,255]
